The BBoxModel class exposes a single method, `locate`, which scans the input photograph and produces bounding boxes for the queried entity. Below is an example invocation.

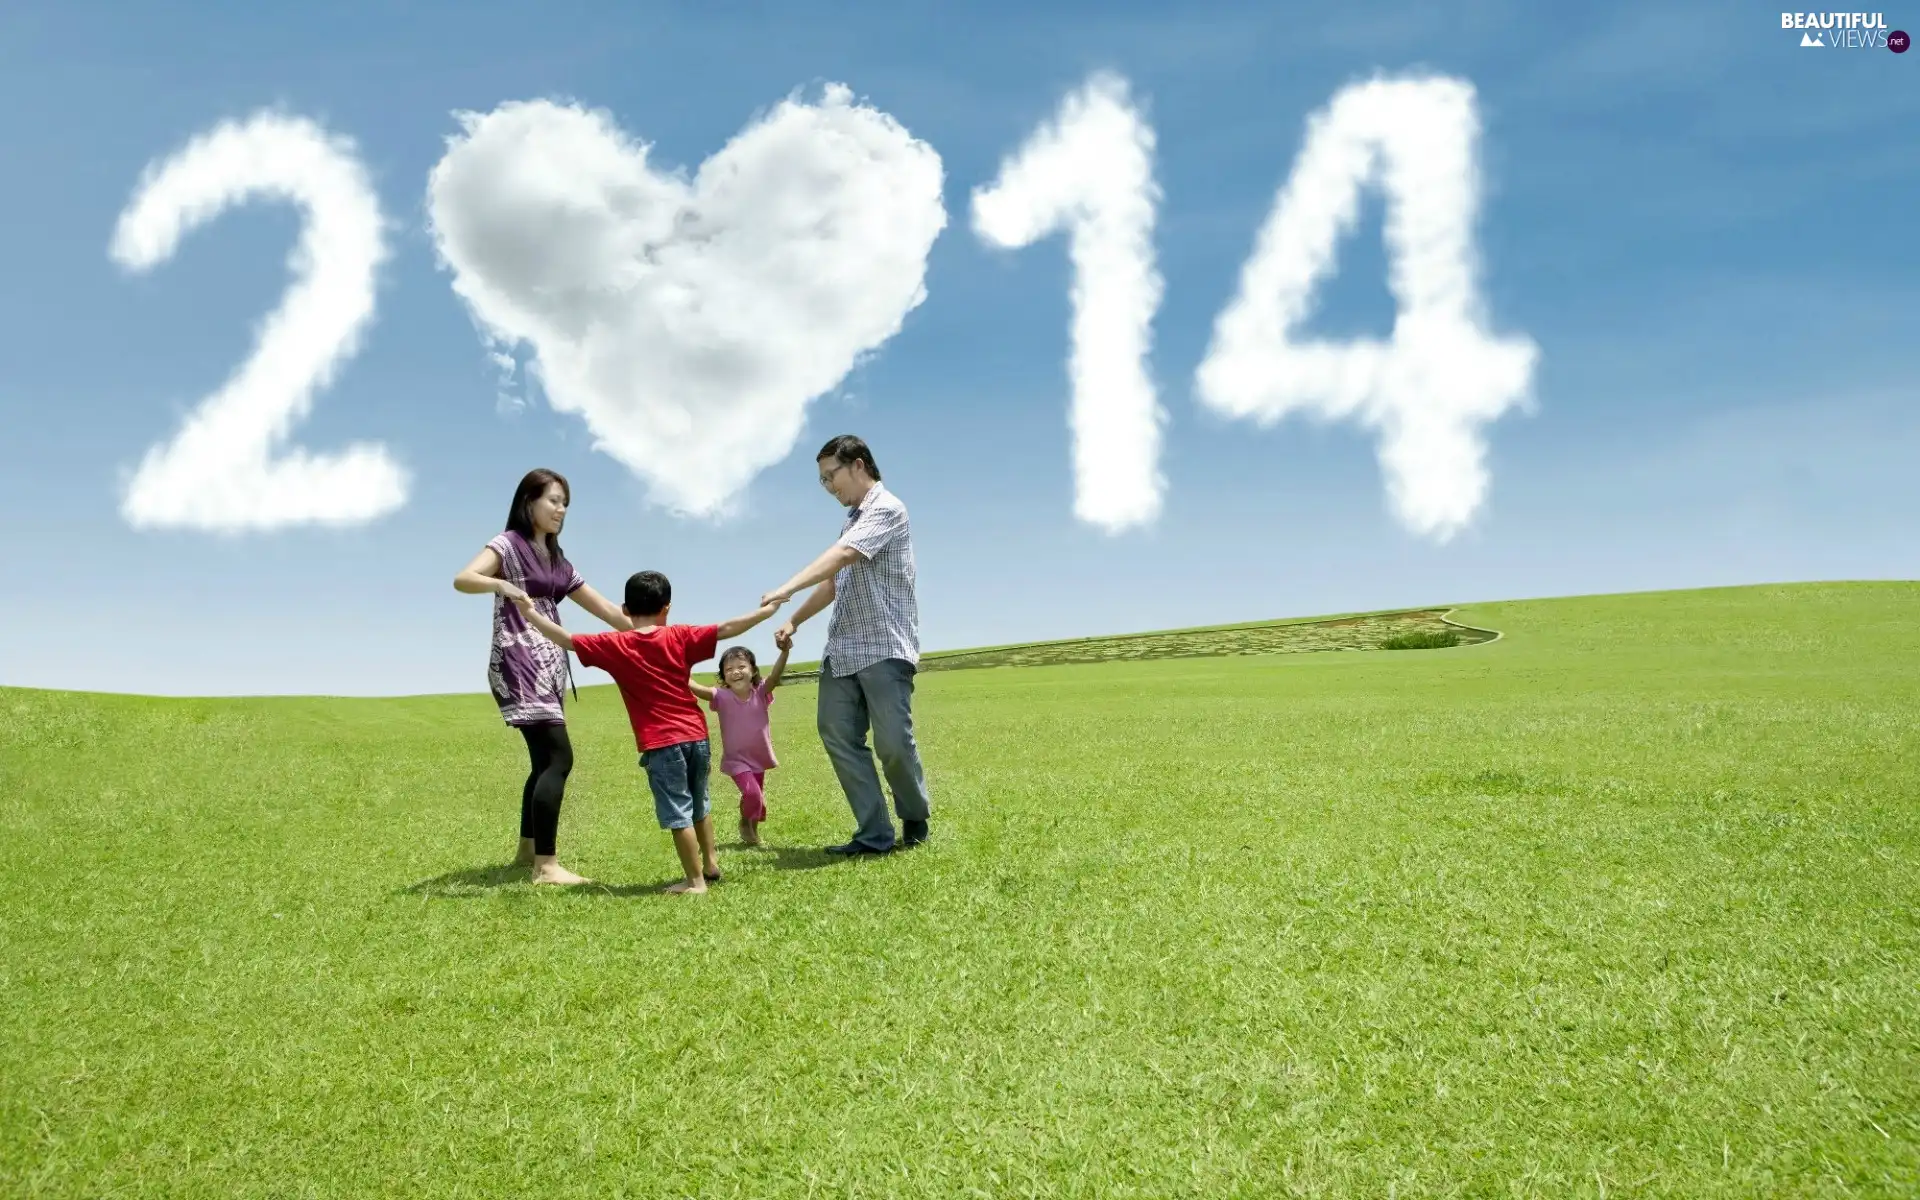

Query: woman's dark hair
[506,468,571,562]
[718,645,761,687]
[816,434,880,481]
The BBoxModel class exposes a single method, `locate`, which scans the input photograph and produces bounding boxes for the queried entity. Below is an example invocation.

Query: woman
[453,468,630,884]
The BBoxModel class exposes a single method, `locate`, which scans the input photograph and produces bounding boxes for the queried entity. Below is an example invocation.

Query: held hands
[495,580,530,605]
[773,622,796,651]
[759,587,792,609]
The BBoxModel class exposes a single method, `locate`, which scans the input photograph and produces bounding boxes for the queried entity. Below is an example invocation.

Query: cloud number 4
[110,111,407,533]
[1194,75,1538,541]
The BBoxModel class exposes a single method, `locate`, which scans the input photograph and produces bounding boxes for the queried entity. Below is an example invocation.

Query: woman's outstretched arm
[453,546,526,602]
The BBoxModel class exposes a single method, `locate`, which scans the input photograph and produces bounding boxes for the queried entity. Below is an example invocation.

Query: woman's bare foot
[530,856,588,885]
[514,837,537,867]
[665,879,708,895]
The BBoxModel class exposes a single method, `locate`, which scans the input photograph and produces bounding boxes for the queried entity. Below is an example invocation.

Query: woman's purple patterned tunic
[486,530,584,727]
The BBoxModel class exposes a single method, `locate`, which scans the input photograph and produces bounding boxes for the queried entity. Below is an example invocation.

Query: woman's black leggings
[518,723,574,857]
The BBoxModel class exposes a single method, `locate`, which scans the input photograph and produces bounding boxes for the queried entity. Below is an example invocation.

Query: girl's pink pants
[730,771,766,822]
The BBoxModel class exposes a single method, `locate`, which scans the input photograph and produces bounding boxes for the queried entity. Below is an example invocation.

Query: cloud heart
[426,85,947,516]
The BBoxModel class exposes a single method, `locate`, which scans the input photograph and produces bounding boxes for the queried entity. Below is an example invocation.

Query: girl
[453,468,631,884]
[689,642,789,846]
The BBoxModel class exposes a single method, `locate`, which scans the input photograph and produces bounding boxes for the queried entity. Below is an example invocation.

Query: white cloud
[486,346,525,414]
[109,110,406,532]
[972,71,1166,533]
[1193,74,1538,541]
[425,85,947,518]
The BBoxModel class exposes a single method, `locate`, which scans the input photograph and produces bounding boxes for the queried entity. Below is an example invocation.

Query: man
[762,434,931,855]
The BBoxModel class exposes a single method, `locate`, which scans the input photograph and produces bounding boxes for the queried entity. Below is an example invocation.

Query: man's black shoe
[901,820,930,848]
[825,840,893,856]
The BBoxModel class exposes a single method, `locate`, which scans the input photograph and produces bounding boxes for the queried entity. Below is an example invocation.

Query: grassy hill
[2,582,1916,1196]
[696,604,1497,684]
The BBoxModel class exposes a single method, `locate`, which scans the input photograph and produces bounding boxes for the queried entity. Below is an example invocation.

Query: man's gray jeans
[817,656,931,850]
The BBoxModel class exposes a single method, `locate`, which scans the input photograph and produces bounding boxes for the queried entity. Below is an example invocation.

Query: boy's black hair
[717,645,761,687]
[816,433,880,481]
[623,570,671,615]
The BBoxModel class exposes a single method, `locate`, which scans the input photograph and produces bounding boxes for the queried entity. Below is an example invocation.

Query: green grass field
[3,582,1916,1197]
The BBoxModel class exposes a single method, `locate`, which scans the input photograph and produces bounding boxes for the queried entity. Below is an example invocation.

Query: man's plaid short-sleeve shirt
[825,482,919,676]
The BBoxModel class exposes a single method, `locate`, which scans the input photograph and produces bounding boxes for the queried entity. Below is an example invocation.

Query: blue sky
[0,0,1915,697]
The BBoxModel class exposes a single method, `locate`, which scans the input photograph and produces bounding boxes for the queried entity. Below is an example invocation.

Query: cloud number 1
[110,111,407,533]
[972,72,1167,534]
[1194,75,1538,541]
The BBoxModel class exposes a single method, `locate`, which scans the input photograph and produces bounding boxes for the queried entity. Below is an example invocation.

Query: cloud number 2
[110,111,407,533]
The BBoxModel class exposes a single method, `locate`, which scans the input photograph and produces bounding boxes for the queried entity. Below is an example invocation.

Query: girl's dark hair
[506,468,570,562]
[718,645,761,687]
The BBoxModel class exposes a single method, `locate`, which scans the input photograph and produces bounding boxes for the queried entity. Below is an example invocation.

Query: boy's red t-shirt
[571,624,719,751]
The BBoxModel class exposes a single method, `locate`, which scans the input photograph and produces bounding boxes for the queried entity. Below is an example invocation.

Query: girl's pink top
[710,683,778,776]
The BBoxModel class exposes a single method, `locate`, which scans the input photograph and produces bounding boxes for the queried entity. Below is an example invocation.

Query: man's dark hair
[623,570,672,615]
[816,434,880,481]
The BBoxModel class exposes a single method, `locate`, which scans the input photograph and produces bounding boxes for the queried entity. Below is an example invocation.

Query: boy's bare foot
[665,879,707,895]
[514,837,537,866]
[530,857,588,885]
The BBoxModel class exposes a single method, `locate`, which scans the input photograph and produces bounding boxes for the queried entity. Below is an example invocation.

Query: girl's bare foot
[665,879,707,895]
[530,856,588,885]
[514,837,537,866]
[740,819,761,847]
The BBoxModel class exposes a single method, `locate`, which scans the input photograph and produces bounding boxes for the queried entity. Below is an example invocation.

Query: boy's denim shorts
[640,738,711,830]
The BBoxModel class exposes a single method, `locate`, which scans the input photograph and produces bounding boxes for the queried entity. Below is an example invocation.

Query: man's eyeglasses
[818,462,850,488]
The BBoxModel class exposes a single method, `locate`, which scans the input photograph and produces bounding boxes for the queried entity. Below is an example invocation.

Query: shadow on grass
[399,865,688,900]
[563,879,695,898]
[399,843,846,899]
[562,844,844,896]
[398,862,526,897]
[762,844,843,872]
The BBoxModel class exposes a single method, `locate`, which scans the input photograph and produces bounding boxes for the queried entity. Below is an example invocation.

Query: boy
[512,571,782,895]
